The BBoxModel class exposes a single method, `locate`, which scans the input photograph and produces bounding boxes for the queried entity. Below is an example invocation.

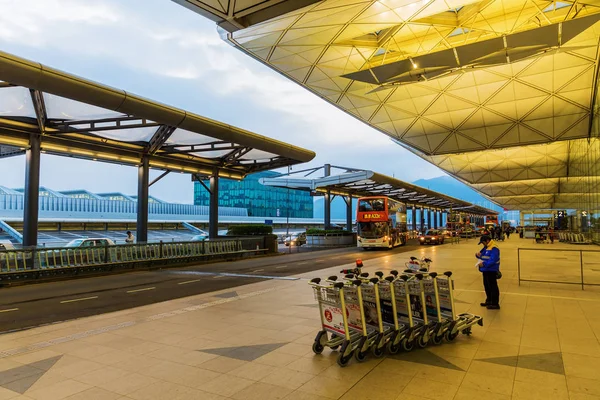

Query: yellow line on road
[252,269,264,273]
[60,296,98,304]
[178,279,202,285]
[127,287,156,293]
[0,308,18,313]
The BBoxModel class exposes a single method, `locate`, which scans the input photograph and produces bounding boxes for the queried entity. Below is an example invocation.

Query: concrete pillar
[412,206,417,232]
[136,155,149,243]
[209,169,219,238]
[420,208,425,232]
[23,133,41,247]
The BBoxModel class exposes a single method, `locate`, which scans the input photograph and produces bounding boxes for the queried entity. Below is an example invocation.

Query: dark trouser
[483,271,500,305]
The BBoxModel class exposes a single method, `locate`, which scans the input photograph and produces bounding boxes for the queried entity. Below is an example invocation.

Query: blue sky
[0,0,445,204]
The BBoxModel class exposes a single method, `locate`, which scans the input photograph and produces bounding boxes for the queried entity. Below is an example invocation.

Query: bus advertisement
[356,196,408,249]
[486,214,499,226]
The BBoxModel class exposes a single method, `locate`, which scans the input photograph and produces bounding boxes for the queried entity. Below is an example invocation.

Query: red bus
[486,214,499,225]
[356,196,408,249]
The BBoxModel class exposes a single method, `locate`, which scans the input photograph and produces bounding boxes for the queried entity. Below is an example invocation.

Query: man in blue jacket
[476,235,500,309]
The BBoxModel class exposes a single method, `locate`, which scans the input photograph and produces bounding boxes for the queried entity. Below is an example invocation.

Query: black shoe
[480,302,489,307]
[486,304,500,310]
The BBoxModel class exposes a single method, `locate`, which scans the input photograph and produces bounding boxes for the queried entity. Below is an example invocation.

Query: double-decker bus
[356,196,408,249]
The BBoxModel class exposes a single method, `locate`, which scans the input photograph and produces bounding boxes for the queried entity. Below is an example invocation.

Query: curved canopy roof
[0,50,315,179]
[260,165,497,215]
[179,0,600,209]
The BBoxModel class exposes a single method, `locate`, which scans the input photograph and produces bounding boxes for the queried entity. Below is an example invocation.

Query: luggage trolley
[309,277,378,367]
[349,272,394,358]
[405,256,432,272]
[432,271,484,340]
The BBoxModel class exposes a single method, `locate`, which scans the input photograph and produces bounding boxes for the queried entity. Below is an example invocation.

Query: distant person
[125,231,135,244]
[475,235,501,310]
[505,228,510,239]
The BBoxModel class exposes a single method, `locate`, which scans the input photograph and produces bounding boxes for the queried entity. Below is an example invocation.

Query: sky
[0,0,445,204]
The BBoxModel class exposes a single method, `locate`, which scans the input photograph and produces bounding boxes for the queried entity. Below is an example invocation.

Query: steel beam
[345,196,353,232]
[23,133,41,247]
[147,125,176,154]
[209,169,219,238]
[136,156,150,243]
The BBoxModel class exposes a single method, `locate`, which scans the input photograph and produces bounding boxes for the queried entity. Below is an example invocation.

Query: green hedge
[227,224,273,236]
[306,228,351,235]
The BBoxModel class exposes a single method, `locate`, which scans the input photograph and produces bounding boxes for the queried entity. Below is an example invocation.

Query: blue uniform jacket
[476,240,500,272]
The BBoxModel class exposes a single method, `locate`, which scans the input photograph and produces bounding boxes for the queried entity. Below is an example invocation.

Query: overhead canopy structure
[178,0,600,212]
[0,50,315,179]
[260,165,497,215]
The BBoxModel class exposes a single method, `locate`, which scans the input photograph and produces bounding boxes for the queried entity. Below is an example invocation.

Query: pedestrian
[125,231,135,244]
[505,227,511,239]
[475,234,501,310]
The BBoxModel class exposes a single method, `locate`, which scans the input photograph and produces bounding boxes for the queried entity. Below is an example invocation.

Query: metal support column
[23,133,41,247]
[420,208,425,232]
[324,164,331,229]
[209,169,219,239]
[437,211,442,228]
[412,206,417,232]
[345,196,352,232]
[431,210,436,228]
[136,155,149,243]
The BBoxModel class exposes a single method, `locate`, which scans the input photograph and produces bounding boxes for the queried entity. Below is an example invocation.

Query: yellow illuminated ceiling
[177,0,600,210]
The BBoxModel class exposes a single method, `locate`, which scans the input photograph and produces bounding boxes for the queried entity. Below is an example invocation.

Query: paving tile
[461,371,514,396]
[260,368,315,390]
[26,379,91,400]
[228,363,277,381]
[63,387,122,400]
[567,376,600,397]
[96,372,155,396]
[199,374,255,397]
[232,382,292,400]
[512,380,569,400]
[198,355,248,373]
[453,387,510,400]
[283,391,330,400]
[73,366,129,387]
[199,343,288,361]
[563,353,600,380]
[297,375,353,399]
[402,377,459,400]
[127,380,224,400]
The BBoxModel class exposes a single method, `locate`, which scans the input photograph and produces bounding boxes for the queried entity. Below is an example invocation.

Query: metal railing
[517,247,600,290]
[0,238,261,274]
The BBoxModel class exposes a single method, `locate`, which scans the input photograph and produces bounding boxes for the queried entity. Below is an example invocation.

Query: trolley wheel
[372,345,385,358]
[312,341,324,354]
[387,340,401,355]
[330,334,340,350]
[462,328,472,336]
[354,348,368,362]
[312,330,326,354]
[417,335,429,348]
[337,341,352,368]
[444,330,459,342]
[401,338,415,352]
[431,334,443,345]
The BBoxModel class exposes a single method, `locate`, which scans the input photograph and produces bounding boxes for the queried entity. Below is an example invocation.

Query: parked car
[284,232,307,246]
[418,230,445,245]
[0,240,15,251]
[191,231,209,241]
[65,238,115,248]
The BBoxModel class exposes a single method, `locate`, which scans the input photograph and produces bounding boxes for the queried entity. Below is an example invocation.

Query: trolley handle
[400,275,409,281]
[352,279,362,286]
[328,275,338,281]
[390,270,398,277]
[444,271,453,277]
[415,273,424,280]
[369,277,379,284]
[429,272,438,278]
[384,276,394,282]
[375,271,384,278]
[423,258,432,263]
[310,278,321,284]
[360,272,369,278]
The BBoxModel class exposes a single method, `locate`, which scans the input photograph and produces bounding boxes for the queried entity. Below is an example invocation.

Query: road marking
[178,279,203,285]
[0,308,18,313]
[60,296,98,304]
[252,269,264,273]
[298,262,309,265]
[127,287,156,293]
[276,265,288,269]
[316,260,325,263]
[213,275,224,279]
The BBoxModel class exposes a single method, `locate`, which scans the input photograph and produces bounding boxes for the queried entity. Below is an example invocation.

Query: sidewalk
[0,238,599,399]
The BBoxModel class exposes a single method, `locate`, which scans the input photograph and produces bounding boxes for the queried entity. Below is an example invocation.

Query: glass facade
[193,171,313,218]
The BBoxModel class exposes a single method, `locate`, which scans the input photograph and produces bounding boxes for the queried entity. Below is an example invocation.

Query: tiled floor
[1,237,599,399]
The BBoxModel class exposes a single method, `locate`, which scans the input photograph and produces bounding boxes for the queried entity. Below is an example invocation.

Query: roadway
[0,241,426,334]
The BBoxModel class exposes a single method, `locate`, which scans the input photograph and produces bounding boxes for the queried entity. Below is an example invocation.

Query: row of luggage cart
[309,259,483,367]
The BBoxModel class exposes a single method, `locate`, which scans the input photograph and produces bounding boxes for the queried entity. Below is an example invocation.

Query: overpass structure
[178,0,600,240]
[0,50,315,246]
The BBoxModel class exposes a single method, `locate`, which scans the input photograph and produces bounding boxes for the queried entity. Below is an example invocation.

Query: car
[418,230,445,245]
[0,240,15,251]
[284,232,306,246]
[64,238,115,248]
[191,231,209,241]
